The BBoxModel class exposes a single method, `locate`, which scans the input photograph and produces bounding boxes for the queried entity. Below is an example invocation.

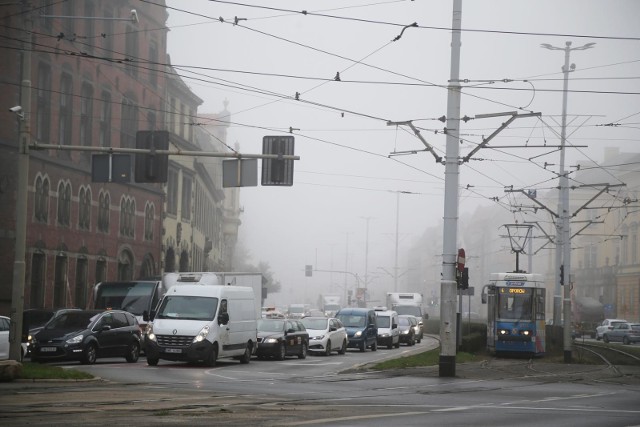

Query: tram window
[498,294,532,320]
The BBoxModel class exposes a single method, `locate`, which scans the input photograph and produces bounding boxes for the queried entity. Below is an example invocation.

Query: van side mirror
[218,312,230,325]
[143,310,149,322]
[392,323,398,329]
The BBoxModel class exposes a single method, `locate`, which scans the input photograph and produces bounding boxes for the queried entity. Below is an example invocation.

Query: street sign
[457,248,466,272]
[222,159,258,187]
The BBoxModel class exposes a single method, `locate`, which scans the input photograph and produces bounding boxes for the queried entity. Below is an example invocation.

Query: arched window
[98,191,110,232]
[57,181,71,226]
[78,186,91,230]
[144,202,154,241]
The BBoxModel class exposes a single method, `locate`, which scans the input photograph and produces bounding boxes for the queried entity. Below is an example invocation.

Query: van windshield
[156,296,218,321]
[337,314,366,328]
[376,315,390,328]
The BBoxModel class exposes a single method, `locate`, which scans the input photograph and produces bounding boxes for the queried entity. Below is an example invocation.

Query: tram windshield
[497,288,532,321]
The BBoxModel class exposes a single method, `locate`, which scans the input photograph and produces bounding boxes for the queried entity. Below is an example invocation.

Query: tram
[482,272,546,357]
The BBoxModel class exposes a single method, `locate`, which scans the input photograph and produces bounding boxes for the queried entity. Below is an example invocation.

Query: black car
[256,318,309,360]
[30,310,141,365]
[397,315,416,346]
[22,308,81,357]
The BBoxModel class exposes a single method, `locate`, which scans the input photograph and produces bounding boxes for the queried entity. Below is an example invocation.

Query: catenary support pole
[439,0,462,377]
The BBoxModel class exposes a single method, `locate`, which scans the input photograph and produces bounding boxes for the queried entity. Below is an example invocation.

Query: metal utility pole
[360,217,373,306]
[439,0,462,377]
[541,41,595,363]
[394,192,400,292]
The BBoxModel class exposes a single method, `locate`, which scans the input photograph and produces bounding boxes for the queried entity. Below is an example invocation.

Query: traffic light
[460,267,469,290]
[262,135,294,186]
[305,265,313,277]
[135,130,169,183]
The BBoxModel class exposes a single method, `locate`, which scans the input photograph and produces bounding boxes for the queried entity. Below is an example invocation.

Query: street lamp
[359,217,373,306]
[541,41,595,364]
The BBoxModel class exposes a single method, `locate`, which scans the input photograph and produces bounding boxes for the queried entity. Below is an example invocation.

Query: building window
[95,258,107,283]
[181,175,192,221]
[120,97,137,149]
[36,62,51,142]
[98,191,110,232]
[144,202,154,241]
[40,1,52,32]
[30,252,46,308]
[34,175,49,222]
[61,0,75,38]
[80,82,93,149]
[621,225,629,265]
[117,250,134,281]
[57,181,71,226]
[166,167,178,215]
[58,73,73,154]
[53,254,68,307]
[84,1,95,54]
[102,6,113,54]
[148,40,158,86]
[124,24,138,78]
[75,257,88,307]
[78,186,91,230]
[99,91,111,147]
[119,196,135,238]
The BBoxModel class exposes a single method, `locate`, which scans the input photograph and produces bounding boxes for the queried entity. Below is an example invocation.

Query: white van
[374,307,400,349]
[144,284,258,366]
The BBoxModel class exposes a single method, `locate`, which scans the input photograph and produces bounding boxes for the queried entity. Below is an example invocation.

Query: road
[2,336,640,426]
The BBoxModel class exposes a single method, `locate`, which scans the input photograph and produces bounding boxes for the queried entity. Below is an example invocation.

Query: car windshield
[631,325,640,332]
[156,296,217,321]
[45,312,98,330]
[301,318,328,330]
[398,317,410,326]
[337,314,366,328]
[258,319,285,332]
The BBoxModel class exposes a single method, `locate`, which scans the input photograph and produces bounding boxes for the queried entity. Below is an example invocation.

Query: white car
[0,316,23,361]
[301,317,348,356]
[595,318,628,340]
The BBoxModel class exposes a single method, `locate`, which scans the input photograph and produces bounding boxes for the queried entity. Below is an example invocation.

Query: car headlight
[401,330,410,335]
[193,325,210,343]
[354,331,362,338]
[66,335,83,344]
[380,333,389,338]
[264,338,278,344]
[313,335,325,340]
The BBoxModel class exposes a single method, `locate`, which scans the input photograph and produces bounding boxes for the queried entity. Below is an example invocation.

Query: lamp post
[541,41,595,363]
[360,217,373,306]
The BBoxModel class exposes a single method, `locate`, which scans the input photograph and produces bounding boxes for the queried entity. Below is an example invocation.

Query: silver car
[301,317,348,356]
[603,322,640,345]
[595,318,628,340]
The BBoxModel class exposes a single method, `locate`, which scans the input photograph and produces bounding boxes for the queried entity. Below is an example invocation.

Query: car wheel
[239,342,252,364]
[298,341,308,359]
[371,340,377,352]
[359,341,366,352]
[276,342,286,361]
[125,341,140,363]
[394,339,400,349]
[82,343,97,365]
[206,345,218,367]
[603,334,610,343]
[325,340,332,356]
[338,339,347,355]
[596,333,601,341]
[623,336,630,345]
[147,356,159,366]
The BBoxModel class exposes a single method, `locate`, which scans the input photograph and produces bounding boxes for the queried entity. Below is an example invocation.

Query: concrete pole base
[439,355,456,377]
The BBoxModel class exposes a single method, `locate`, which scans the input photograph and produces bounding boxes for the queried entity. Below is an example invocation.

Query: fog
[165,1,640,308]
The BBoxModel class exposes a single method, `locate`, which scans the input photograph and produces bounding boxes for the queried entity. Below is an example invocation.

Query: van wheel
[371,340,377,352]
[325,340,332,356]
[206,346,218,367]
[239,342,252,364]
[338,339,347,355]
[394,339,400,349]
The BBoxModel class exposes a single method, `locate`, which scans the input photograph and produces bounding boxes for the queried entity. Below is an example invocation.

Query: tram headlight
[521,330,532,336]
[498,329,510,335]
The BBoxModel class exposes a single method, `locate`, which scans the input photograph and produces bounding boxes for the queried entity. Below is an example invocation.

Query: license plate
[164,348,182,354]
[41,347,57,352]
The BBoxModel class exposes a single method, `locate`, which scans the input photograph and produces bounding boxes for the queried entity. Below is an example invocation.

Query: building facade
[0,1,241,315]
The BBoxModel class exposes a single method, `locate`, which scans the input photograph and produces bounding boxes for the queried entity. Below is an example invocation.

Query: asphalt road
[2,339,640,426]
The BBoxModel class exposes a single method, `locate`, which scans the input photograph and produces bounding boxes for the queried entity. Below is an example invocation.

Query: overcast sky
[164,0,640,306]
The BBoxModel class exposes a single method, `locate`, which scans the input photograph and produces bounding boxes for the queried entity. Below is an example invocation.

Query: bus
[482,272,546,357]
[89,280,167,334]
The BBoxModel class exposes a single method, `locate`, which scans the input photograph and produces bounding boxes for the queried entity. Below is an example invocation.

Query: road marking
[279,411,431,425]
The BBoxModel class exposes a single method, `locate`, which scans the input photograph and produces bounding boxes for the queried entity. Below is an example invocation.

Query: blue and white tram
[483,273,546,357]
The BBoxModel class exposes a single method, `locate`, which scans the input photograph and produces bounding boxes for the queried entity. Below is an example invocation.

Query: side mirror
[329,326,337,332]
[218,312,230,325]
[101,325,111,332]
[143,310,149,322]
[392,323,398,329]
